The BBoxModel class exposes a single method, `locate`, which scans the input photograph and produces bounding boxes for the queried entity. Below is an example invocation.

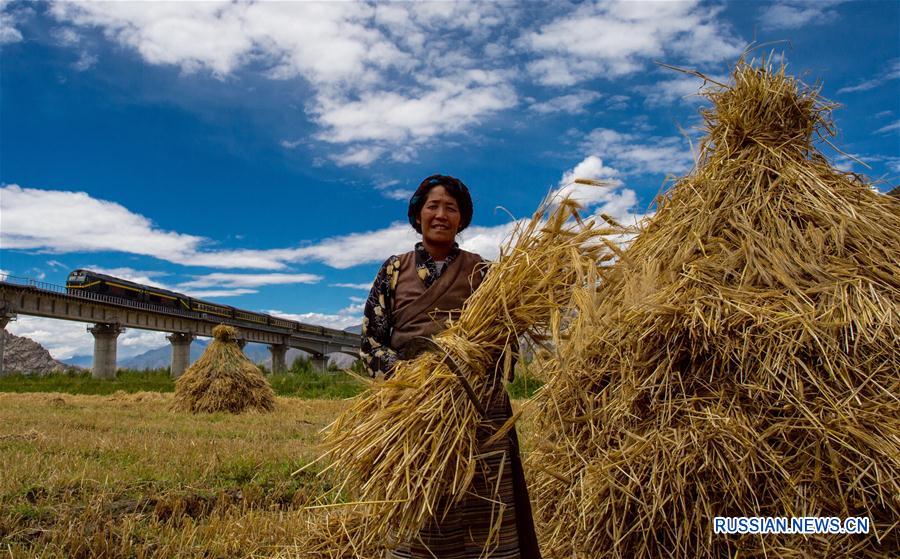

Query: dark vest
[390,249,484,357]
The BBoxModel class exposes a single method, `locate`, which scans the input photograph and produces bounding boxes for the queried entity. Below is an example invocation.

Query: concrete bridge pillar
[269,344,288,374]
[237,339,247,351]
[89,323,123,379]
[167,332,194,378]
[311,353,328,373]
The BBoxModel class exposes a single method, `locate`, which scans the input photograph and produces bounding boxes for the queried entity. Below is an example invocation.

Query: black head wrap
[407,174,473,234]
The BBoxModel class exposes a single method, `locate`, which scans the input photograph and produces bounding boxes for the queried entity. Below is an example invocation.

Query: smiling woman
[358,174,541,559]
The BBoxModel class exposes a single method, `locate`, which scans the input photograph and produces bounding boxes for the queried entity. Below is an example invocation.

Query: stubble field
[0,391,535,558]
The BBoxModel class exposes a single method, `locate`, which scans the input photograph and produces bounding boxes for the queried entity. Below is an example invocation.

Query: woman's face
[417,185,461,246]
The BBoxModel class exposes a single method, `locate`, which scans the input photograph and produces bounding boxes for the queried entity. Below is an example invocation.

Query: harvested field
[0,392,536,558]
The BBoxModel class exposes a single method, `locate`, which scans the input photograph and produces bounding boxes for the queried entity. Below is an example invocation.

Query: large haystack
[529,60,900,558]
[173,325,276,414]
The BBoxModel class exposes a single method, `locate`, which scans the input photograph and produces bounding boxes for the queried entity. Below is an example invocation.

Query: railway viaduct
[0,276,361,379]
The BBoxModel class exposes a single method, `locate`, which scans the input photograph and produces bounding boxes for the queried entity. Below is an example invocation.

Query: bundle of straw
[529,58,900,558]
[277,508,385,559]
[172,325,276,414]
[320,197,615,549]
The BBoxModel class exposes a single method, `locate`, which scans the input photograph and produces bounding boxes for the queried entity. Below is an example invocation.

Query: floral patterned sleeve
[360,255,401,378]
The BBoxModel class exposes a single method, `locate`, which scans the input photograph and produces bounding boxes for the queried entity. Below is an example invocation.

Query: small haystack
[173,325,276,414]
[529,59,900,557]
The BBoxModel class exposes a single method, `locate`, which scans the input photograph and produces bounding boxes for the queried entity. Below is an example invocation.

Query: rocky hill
[0,330,81,375]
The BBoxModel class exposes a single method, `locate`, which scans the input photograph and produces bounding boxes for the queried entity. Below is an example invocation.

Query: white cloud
[838,59,900,94]
[280,139,304,149]
[373,179,412,200]
[179,272,321,289]
[529,90,602,115]
[84,266,171,289]
[520,1,742,86]
[876,120,900,134]
[1,184,301,270]
[637,74,727,107]
[331,283,372,290]
[0,174,651,276]
[0,0,24,44]
[314,70,516,159]
[73,51,98,71]
[2,184,204,257]
[1,183,497,271]
[266,305,363,331]
[830,152,900,175]
[7,315,168,360]
[289,216,534,268]
[287,222,419,269]
[178,249,302,270]
[331,146,387,167]
[53,27,80,46]
[375,179,400,189]
[588,187,650,228]
[7,316,93,360]
[457,221,521,261]
[382,188,414,201]
[582,128,695,175]
[552,156,624,207]
[758,1,845,31]
[48,2,517,167]
[118,329,168,356]
[548,155,651,229]
[606,95,630,110]
[182,288,257,298]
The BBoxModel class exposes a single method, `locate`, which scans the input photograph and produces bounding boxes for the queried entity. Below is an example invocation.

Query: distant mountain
[119,339,210,370]
[343,324,363,334]
[62,353,95,368]
[117,339,358,370]
[1,330,82,376]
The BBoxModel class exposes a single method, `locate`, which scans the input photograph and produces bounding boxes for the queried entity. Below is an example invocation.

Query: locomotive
[65,269,332,336]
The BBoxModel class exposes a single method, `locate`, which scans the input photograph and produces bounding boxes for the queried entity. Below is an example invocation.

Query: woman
[360,174,542,559]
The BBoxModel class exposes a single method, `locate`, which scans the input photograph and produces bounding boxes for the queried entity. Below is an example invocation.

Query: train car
[189,298,233,319]
[66,269,339,336]
[66,269,191,311]
[296,322,326,336]
[234,308,268,325]
[269,316,297,330]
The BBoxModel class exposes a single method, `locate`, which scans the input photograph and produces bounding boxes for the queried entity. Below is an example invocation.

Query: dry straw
[319,194,617,550]
[172,324,276,414]
[277,508,385,559]
[529,58,900,558]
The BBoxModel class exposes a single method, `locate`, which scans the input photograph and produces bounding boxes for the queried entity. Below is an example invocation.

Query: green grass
[0,364,367,399]
[0,356,539,399]
[0,369,173,395]
[508,366,544,399]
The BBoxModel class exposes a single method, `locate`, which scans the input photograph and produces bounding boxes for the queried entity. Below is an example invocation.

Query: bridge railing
[0,274,198,319]
[0,274,360,345]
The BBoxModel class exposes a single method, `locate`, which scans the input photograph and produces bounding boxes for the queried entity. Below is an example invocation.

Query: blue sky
[1,0,898,359]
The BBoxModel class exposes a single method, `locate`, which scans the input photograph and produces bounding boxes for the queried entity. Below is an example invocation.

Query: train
[65,269,337,337]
